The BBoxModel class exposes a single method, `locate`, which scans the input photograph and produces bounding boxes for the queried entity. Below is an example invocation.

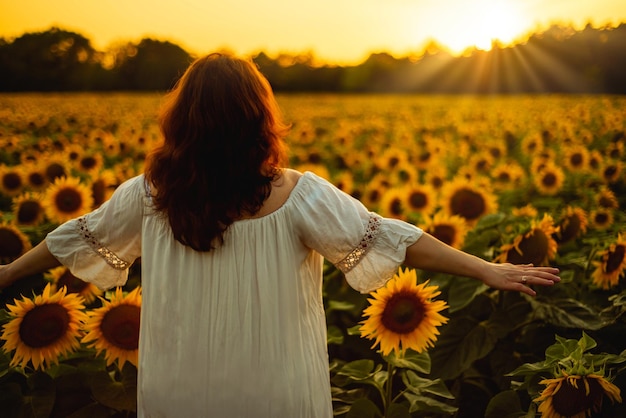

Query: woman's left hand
[481,262,560,297]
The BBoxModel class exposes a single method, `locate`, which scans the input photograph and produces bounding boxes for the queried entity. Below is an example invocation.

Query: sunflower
[360,267,448,356]
[439,177,498,225]
[375,148,409,172]
[535,371,622,418]
[521,132,544,156]
[601,161,623,184]
[495,214,559,266]
[390,160,419,185]
[424,165,448,191]
[294,163,331,180]
[403,183,437,216]
[591,233,626,290]
[20,162,48,191]
[588,150,604,172]
[512,204,538,218]
[46,266,104,305]
[554,206,588,244]
[1,283,87,370]
[0,164,25,197]
[42,154,69,183]
[12,192,45,226]
[589,208,614,230]
[379,188,407,220]
[422,212,468,249]
[491,162,525,191]
[82,287,142,368]
[90,169,117,208]
[42,176,94,224]
[332,170,355,196]
[562,144,590,172]
[0,222,32,263]
[596,188,619,210]
[362,174,391,210]
[75,153,104,175]
[533,163,566,196]
[467,152,496,176]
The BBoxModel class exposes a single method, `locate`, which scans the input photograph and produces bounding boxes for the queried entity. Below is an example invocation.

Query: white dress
[46,171,422,418]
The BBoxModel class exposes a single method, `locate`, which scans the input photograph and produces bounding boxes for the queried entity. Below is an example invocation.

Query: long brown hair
[145,53,289,251]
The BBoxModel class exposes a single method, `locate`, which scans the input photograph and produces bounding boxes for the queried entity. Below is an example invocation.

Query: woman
[0,53,560,417]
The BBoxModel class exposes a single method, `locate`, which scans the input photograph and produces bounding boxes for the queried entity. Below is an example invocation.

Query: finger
[515,282,536,297]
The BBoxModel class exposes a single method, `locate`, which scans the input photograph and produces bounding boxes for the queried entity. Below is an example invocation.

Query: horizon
[1,0,625,65]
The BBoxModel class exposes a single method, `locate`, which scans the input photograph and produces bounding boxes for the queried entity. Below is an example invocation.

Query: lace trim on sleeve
[335,214,382,274]
[76,217,130,270]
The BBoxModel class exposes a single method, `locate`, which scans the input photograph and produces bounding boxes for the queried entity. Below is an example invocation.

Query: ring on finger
[521,276,528,284]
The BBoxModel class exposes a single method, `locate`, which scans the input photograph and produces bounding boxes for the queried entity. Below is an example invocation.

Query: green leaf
[386,403,411,418]
[327,325,344,345]
[385,350,431,374]
[429,317,499,380]
[404,392,458,415]
[65,403,111,418]
[327,300,356,313]
[82,363,137,412]
[402,371,455,400]
[346,398,382,418]
[528,298,610,330]
[337,359,377,380]
[25,371,55,418]
[0,382,25,418]
[447,276,489,313]
[484,390,525,418]
[347,324,362,336]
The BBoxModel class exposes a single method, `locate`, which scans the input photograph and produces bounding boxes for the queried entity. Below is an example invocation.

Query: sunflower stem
[384,360,395,416]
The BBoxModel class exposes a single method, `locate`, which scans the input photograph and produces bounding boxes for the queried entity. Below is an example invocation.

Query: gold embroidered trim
[77,217,130,270]
[336,214,382,274]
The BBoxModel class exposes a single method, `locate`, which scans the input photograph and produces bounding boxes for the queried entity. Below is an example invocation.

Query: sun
[437,0,529,53]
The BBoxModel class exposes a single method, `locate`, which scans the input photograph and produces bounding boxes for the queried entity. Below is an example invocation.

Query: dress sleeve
[45,175,146,290]
[293,172,423,293]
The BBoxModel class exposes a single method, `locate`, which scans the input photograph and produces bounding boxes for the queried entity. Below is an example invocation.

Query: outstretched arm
[0,240,61,289]
[404,233,560,297]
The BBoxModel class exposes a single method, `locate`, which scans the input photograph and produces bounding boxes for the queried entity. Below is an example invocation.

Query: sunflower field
[0,93,625,418]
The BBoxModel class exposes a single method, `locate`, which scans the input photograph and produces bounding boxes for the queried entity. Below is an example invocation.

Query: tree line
[0,24,625,94]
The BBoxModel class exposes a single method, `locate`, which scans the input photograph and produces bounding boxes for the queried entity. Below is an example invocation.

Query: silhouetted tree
[113,39,192,90]
[0,27,101,91]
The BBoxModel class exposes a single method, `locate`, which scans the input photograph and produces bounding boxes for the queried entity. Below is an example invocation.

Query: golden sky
[1,0,624,64]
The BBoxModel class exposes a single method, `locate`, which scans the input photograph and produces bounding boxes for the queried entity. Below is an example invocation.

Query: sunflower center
[91,180,106,206]
[551,377,602,417]
[28,172,46,187]
[101,304,141,350]
[541,172,557,187]
[507,230,549,265]
[604,165,617,178]
[58,269,89,294]
[409,191,427,210]
[17,201,42,224]
[55,188,83,213]
[430,224,456,247]
[390,198,403,216]
[557,215,581,243]
[19,303,70,348]
[80,156,97,170]
[381,291,425,334]
[570,153,583,166]
[45,163,66,182]
[450,188,485,221]
[594,212,609,226]
[0,228,25,258]
[605,245,625,274]
[497,172,511,182]
[2,172,22,191]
